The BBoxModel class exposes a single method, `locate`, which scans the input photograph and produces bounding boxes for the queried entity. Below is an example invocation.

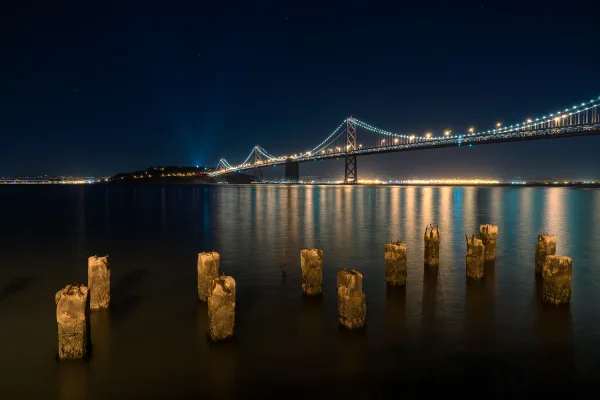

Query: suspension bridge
[211,95,600,184]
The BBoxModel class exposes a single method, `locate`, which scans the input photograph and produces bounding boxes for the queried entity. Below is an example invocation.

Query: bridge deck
[212,123,600,175]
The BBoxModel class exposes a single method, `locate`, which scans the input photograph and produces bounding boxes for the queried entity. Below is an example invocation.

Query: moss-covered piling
[300,249,323,295]
[384,241,407,286]
[56,282,90,360]
[337,269,366,329]
[197,252,220,302]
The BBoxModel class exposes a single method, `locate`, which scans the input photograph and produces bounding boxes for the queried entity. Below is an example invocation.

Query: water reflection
[335,324,367,380]
[533,278,573,381]
[390,188,400,240]
[464,261,496,353]
[58,361,90,400]
[384,285,407,342]
[1,184,600,397]
[89,311,111,374]
[206,339,237,396]
[420,267,438,350]
[75,187,86,258]
[297,296,326,354]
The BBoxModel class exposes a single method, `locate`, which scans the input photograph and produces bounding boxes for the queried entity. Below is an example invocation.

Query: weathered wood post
[542,255,572,305]
[479,225,498,262]
[535,234,556,274]
[424,225,440,267]
[466,235,485,279]
[208,275,236,341]
[88,255,110,310]
[56,282,90,360]
[384,241,407,286]
[300,248,323,295]
[198,251,220,302]
[337,269,366,329]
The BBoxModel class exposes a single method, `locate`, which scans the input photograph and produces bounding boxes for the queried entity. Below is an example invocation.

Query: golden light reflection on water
[439,186,452,242]
[405,187,416,245]
[544,188,566,251]
[304,185,314,248]
[491,187,502,223]
[390,187,400,241]
[2,184,600,397]
[420,187,433,238]
[463,187,476,236]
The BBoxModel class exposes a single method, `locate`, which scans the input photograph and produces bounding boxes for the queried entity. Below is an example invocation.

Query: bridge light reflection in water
[1,185,600,395]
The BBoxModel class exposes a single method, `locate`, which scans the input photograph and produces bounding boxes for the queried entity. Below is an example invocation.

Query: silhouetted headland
[104,165,256,184]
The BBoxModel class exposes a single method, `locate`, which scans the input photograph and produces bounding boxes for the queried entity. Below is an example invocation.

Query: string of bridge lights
[255,146,278,161]
[354,96,599,141]
[310,120,348,154]
[214,95,599,173]
[216,158,234,170]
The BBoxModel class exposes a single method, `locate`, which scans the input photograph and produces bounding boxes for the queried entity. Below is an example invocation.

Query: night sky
[1,1,599,179]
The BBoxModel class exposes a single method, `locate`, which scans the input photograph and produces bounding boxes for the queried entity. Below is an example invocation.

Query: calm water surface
[1,185,600,398]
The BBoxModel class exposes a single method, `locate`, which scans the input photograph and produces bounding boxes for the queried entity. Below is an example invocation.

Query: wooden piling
[542,255,572,305]
[424,225,440,267]
[198,252,220,302]
[56,282,90,360]
[535,234,557,275]
[208,275,236,341]
[337,269,366,329]
[466,235,485,279]
[300,249,323,295]
[88,255,110,310]
[384,241,407,286]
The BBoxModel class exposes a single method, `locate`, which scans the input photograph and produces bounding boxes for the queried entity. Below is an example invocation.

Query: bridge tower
[253,146,263,182]
[344,117,357,184]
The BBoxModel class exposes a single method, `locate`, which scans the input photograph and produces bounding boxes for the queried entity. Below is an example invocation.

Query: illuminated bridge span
[211,95,600,183]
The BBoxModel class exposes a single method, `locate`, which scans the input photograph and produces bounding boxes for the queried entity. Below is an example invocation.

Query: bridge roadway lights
[285,161,300,183]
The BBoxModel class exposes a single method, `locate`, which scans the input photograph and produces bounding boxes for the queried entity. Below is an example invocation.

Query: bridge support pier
[285,161,300,183]
[254,167,263,182]
[344,118,358,184]
[344,154,357,184]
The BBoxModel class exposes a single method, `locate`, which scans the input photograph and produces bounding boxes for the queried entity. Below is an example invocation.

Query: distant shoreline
[2,181,599,189]
[100,181,600,188]
[251,183,600,188]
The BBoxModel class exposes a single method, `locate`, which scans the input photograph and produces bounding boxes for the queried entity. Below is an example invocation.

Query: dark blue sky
[1,1,599,179]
